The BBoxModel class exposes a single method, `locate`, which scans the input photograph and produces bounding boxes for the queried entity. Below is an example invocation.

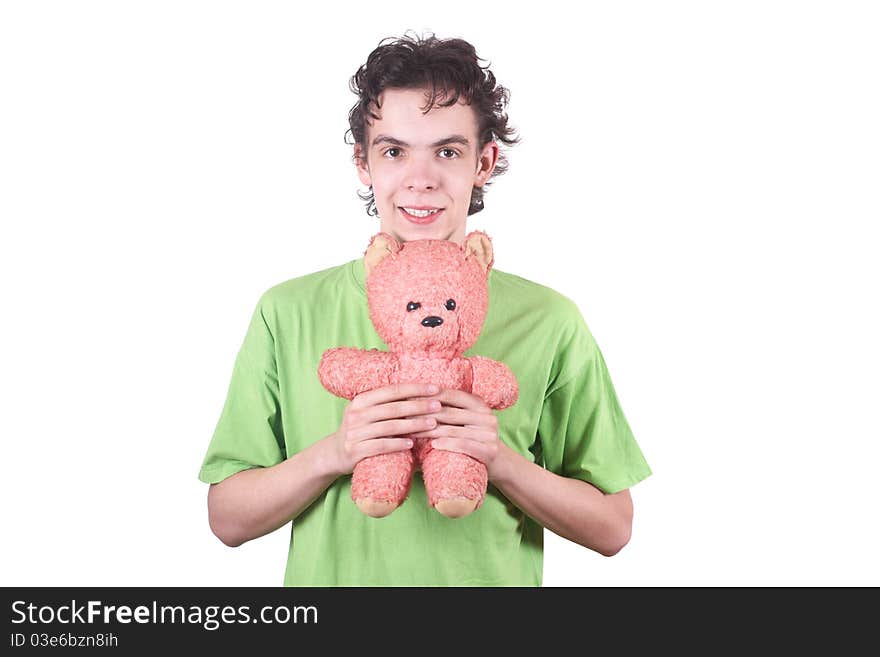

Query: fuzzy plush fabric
[318,231,519,518]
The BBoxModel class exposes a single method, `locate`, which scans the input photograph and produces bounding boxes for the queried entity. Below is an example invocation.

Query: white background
[2,1,878,587]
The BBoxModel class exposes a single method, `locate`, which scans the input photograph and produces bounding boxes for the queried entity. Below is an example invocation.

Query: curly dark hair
[345,31,520,217]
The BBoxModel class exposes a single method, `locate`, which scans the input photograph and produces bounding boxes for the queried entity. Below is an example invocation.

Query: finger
[352,383,440,408]
[351,416,436,441]
[429,438,488,464]
[423,406,492,427]
[358,398,442,424]
[409,425,496,442]
[357,437,415,459]
[425,388,490,411]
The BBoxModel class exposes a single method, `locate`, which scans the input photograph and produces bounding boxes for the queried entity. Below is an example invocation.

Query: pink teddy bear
[318,231,518,519]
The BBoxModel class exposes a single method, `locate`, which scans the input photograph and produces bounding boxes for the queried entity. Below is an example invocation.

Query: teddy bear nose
[421,316,444,328]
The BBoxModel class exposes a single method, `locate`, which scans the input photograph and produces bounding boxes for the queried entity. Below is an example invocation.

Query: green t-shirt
[199,257,652,586]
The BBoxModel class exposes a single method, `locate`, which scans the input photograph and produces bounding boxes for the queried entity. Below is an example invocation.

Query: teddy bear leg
[351,450,415,518]
[434,498,479,518]
[420,448,488,518]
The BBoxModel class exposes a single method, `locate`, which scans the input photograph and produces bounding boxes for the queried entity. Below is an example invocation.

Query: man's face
[354,87,498,245]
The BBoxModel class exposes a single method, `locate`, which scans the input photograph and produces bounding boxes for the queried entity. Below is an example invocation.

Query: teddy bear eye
[406,301,421,312]
[445,299,456,311]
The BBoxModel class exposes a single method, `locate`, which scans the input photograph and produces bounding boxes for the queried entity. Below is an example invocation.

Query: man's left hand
[408,388,511,481]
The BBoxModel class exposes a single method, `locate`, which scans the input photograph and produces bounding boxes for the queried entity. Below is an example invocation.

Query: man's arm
[207,437,338,548]
[207,382,441,548]
[410,387,635,557]
[490,443,633,557]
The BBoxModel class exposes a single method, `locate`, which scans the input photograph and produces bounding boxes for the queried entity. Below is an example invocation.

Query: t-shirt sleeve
[198,295,286,484]
[537,301,652,494]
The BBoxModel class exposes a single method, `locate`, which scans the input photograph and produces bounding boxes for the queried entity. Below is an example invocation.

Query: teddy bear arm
[319,347,397,400]
[467,355,519,410]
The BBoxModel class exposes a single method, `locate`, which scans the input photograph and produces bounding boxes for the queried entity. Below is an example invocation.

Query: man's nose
[421,316,443,328]
[404,153,439,191]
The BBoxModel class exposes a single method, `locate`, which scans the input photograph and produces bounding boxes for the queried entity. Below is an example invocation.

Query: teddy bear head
[363,231,494,359]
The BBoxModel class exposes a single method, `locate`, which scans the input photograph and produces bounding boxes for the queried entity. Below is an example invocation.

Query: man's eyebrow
[371,134,471,148]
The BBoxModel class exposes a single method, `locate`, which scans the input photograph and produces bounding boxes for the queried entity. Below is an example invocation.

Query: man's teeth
[403,207,441,217]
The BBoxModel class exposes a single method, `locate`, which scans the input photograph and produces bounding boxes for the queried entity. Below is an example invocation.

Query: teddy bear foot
[356,498,399,518]
[434,497,479,518]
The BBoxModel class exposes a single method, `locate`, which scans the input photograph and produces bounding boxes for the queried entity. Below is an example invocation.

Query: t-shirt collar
[349,256,367,297]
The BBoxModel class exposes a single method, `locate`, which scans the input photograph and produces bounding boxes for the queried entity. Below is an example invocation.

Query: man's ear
[474,141,499,186]
[354,143,372,186]
[364,232,401,277]
[463,231,494,273]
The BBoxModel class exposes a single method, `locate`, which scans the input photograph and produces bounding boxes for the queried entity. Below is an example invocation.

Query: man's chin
[380,223,461,244]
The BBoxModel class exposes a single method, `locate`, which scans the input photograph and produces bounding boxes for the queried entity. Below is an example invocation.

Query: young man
[199,33,651,586]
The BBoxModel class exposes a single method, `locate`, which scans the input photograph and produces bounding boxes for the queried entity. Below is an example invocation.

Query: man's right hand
[323,383,441,477]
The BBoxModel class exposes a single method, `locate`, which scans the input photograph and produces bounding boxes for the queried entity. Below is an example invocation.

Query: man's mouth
[400,206,444,224]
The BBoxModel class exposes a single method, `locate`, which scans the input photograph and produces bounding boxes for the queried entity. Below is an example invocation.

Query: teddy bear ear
[364,232,402,277]
[463,230,494,273]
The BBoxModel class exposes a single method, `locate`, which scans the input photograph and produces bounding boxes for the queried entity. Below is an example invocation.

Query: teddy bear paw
[434,497,479,518]
[355,498,399,518]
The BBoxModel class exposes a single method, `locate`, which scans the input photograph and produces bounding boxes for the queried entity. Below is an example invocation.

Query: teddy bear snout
[420,316,444,328]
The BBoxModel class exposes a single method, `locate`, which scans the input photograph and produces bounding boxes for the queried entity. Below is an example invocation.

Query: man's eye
[439,148,458,159]
[385,148,401,158]
[406,301,421,312]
